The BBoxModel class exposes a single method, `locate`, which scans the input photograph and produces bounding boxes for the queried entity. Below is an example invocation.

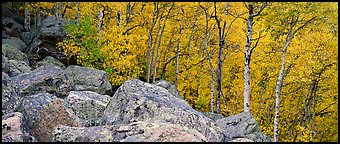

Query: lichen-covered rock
[216,112,260,141]
[2,78,20,116]
[2,56,10,74]
[2,37,27,52]
[2,17,24,34]
[243,132,273,142]
[31,98,82,142]
[37,56,65,69]
[20,93,58,128]
[64,65,112,95]
[64,91,111,127]
[8,66,65,97]
[51,121,206,142]
[51,125,114,142]
[100,79,223,141]
[40,16,67,38]
[155,80,182,99]
[8,59,31,77]
[2,43,29,64]
[19,31,38,46]
[202,112,225,121]
[120,121,207,142]
[2,112,32,142]
[229,138,254,142]
[2,72,10,82]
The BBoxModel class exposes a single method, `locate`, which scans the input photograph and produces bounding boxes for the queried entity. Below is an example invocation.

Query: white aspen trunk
[152,21,162,83]
[126,2,131,24]
[98,9,103,30]
[147,3,157,83]
[243,4,254,113]
[175,24,183,87]
[56,2,59,17]
[60,2,63,17]
[274,27,293,142]
[24,2,30,31]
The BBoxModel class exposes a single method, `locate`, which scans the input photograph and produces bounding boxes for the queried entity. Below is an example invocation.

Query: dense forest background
[11,2,338,142]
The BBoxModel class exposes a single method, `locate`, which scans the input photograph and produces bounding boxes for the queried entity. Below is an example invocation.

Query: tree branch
[250,2,268,17]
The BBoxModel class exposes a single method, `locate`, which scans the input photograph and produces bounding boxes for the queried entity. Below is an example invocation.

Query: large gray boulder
[8,59,31,77]
[100,79,223,141]
[40,16,67,38]
[37,56,65,69]
[2,37,27,52]
[20,93,58,128]
[64,91,111,127]
[30,98,82,142]
[2,43,29,64]
[2,17,24,34]
[203,112,225,121]
[2,4,25,25]
[8,66,65,97]
[20,31,38,46]
[155,80,182,99]
[2,76,20,116]
[2,56,11,74]
[64,65,112,95]
[215,112,272,142]
[2,112,34,142]
[51,121,206,142]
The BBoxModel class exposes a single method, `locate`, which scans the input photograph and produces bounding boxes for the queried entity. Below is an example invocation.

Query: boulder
[20,31,38,46]
[2,17,24,34]
[40,16,67,38]
[20,93,58,128]
[203,112,225,121]
[64,65,112,95]
[155,80,182,99]
[2,37,27,52]
[8,59,31,77]
[2,77,20,116]
[64,91,111,127]
[100,79,223,141]
[31,98,82,142]
[2,43,29,64]
[2,112,33,142]
[2,72,10,83]
[243,132,273,142]
[2,56,11,74]
[51,121,206,142]
[2,29,10,39]
[8,66,66,97]
[215,112,271,142]
[229,138,254,142]
[37,56,65,69]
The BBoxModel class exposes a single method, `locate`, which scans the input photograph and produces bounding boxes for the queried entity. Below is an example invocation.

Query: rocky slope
[2,4,272,142]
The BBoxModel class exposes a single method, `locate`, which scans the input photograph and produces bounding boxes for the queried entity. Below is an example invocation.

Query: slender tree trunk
[55,2,59,17]
[98,8,103,31]
[274,24,294,142]
[243,4,254,113]
[147,2,157,83]
[216,22,225,114]
[175,24,183,86]
[24,2,30,31]
[152,21,162,83]
[60,2,63,17]
[153,4,173,83]
[126,2,131,24]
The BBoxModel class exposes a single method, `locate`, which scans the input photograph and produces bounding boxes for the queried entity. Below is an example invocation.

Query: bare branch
[250,2,268,17]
